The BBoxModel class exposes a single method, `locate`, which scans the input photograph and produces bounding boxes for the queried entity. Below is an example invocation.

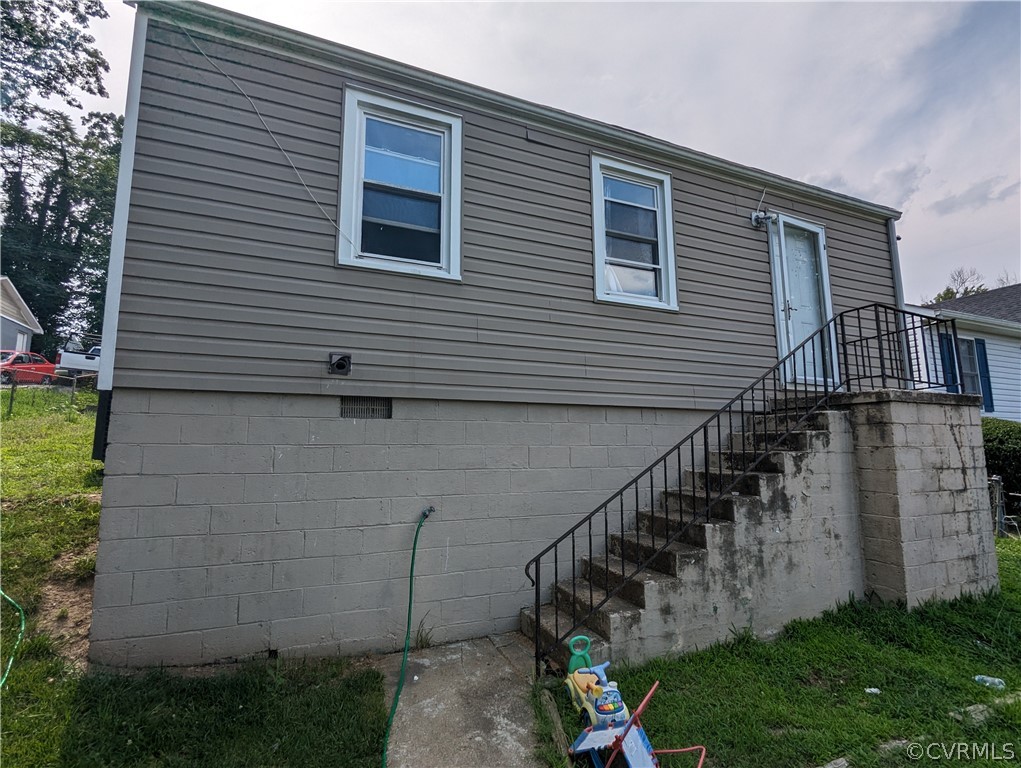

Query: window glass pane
[604,177,656,208]
[606,236,657,265]
[605,201,657,239]
[366,118,441,163]
[364,149,440,193]
[605,263,658,297]
[958,339,978,374]
[363,187,440,231]
[962,372,981,395]
[361,221,442,264]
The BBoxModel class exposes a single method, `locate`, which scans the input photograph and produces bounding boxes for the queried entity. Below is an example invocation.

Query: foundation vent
[339,396,393,419]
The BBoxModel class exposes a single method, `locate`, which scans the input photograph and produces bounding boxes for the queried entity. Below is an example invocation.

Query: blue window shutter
[938,333,960,393]
[975,339,994,412]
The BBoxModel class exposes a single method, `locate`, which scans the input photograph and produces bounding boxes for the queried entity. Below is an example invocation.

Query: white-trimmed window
[339,88,462,280]
[591,156,677,310]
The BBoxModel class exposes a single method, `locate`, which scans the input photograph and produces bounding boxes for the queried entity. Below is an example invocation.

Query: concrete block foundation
[90,388,999,666]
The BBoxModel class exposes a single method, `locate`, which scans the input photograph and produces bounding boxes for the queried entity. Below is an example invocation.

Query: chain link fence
[0,371,99,420]
[990,475,1020,538]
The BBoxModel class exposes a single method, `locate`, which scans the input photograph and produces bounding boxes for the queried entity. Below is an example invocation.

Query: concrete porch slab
[375,632,543,768]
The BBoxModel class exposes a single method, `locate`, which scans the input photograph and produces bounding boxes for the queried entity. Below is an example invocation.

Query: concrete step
[744,410,833,433]
[707,448,788,474]
[680,518,736,549]
[609,532,705,577]
[682,467,780,496]
[768,392,831,413]
[728,429,828,453]
[519,603,610,670]
[660,487,760,522]
[554,578,642,640]
[582,555,674,608]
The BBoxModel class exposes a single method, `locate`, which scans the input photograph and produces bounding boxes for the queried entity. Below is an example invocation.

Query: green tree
[1,0,118,354]
[922,267,988,305]
[0,0,109,121]
[1,110,121,353]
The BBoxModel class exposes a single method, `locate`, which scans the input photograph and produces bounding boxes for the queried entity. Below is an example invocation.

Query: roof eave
[129,0,901,222]
[933,309,1021,335]
[0,277,44,333]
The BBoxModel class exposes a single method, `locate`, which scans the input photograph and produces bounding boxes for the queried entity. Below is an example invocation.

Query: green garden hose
[1,589,27,688]
[382,506,431,768]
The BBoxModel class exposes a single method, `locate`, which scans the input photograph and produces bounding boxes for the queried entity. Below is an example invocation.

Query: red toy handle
[605,680,659,768]
[655,745,707,768]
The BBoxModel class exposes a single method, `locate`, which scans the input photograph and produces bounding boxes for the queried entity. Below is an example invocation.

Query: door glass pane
[779,222,831,381]
[604,177,656,208]
[783,225,825,343]
[605,263,658,297]
[606,236,657,265]
[363,187,440,230]
[605,201,657,239]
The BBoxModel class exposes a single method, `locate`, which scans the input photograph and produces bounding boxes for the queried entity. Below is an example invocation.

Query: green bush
[983,417,1021,510]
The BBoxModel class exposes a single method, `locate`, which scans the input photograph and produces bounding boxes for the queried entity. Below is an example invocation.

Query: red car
[0,350,57,385]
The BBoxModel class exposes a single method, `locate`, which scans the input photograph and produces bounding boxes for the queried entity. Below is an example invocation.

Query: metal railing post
[950,319,965,393]
[874,304,888,388]
[839,313,850,392]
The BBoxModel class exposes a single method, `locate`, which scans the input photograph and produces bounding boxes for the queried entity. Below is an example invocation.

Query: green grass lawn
[538,537,1021,768]
[1,393,388,768]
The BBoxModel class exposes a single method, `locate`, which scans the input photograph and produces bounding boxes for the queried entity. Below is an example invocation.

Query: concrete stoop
[521,409,866,668]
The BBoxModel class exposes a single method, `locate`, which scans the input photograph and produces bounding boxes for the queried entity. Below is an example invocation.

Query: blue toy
[563,637,706,767]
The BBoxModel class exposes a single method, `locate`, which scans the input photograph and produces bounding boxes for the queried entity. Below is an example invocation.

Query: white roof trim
[906,303,1021,336]
[0,277,43,334]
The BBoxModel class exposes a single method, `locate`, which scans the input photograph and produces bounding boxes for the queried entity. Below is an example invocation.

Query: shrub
[983,417,1021,511]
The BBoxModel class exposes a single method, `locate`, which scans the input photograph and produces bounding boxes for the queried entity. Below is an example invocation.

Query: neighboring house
[90,1,957,667]
[907,283,1021,423]
[0,276,44,352]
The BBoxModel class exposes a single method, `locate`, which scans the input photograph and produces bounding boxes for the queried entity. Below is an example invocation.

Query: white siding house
[907,284,1021,423]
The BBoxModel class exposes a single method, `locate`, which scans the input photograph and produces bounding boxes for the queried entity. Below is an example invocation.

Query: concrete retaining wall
[838,390,999,605]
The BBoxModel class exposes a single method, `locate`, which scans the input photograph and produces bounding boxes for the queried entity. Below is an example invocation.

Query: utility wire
[175,23,354,246]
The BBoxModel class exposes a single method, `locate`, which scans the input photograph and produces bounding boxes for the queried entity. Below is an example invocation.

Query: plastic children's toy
[564,636,629,727]
[564,636,706,768]
[565,660,630,727]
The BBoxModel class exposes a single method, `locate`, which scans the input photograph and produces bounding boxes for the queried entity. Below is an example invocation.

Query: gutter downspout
[886,218,907,310]
[886,218,912,387]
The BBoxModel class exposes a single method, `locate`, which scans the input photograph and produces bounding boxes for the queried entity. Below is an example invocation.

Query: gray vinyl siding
[1,318,35,350]
[113,21,897,408]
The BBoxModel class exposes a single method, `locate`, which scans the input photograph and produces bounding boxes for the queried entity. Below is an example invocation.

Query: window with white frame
[957,338,981,396]
[591,156,677,310]
[339,88,462,279]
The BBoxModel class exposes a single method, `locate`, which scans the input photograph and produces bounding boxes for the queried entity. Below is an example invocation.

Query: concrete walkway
[376,633,544,768]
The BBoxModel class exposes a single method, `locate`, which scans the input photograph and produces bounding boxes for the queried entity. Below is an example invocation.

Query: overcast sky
[84,0,1020,303]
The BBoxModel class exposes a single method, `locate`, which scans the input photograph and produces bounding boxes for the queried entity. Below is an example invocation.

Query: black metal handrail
[524,303,961,674]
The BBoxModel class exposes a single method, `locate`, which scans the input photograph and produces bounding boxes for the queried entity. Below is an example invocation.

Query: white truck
[55,340,101,377]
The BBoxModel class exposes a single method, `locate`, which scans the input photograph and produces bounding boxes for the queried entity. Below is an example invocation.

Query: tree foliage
[0,0,109,121]
[923,267,988,305]
[1,111,121,353]
[1,0,118,356]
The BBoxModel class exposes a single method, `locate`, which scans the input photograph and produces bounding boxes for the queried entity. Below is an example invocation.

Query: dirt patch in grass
[36,544,98,670]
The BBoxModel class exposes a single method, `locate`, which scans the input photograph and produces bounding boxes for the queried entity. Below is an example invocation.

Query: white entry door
[769,215,836,385]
